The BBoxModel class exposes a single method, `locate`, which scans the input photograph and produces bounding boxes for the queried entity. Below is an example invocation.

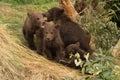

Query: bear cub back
[43,7,93,54]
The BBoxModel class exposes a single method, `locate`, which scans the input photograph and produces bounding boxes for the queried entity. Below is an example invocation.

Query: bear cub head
[43,21,60,42]
[27,11,44,28]
[43,7,64,21]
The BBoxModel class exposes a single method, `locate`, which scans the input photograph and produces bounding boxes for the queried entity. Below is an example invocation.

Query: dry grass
[0,23,84,80]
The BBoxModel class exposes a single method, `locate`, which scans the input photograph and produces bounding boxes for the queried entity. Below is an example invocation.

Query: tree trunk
[58,0,78,22]
[112,39,120,65]
[112,39,120,57]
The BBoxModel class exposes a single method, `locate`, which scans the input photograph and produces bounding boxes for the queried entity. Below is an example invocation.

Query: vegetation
[104,0,120,27]
[72,49,118,80]
[0,0,120,80]
[0,0,57,5]
[74,0,120,80]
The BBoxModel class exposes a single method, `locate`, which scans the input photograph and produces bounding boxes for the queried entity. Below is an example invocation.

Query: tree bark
[58,0,78,22]
[112,39,120,65]
[112,39,120,57]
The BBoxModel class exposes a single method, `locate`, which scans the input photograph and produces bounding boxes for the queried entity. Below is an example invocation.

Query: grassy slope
[0,25,85,80]
[0,1,120,80]
[0,2,58,42]
[0,2,85,80]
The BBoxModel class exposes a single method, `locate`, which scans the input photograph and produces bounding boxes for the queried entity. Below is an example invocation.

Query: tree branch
[58,0,78,22]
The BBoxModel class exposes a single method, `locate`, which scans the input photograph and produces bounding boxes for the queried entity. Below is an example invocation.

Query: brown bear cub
[65,42,87,60]
[23,11,44,50]
[43,21,65,61]
[62,42,94,68]
[43,7,93,54]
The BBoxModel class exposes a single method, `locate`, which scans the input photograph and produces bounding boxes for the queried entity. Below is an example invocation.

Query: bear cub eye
[51,32,53,34]
[36,17,40,20]
[46,32,48,34]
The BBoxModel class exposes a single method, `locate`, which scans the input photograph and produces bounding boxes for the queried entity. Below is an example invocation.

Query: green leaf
[94,78,103,80]
[85,67,94,74]
[94,70,102,75]
[93,63,102,68]
[100,69,112,78]
[81,67,85,75]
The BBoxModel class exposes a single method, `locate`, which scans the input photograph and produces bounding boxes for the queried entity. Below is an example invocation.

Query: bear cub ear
[42,12,48,17]
[59,8,64,13]
[58,8,64,15]
[54,22,60,29]
[27,12,31,17]
[75,42,80,47]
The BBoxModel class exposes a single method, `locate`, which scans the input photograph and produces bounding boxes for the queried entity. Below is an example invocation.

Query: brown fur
[43,7,93,54]
[65,42,87,60]
[61,42,94,68]
[43,21,65,61]
[23,11,44,50]
[35,27,44,54]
